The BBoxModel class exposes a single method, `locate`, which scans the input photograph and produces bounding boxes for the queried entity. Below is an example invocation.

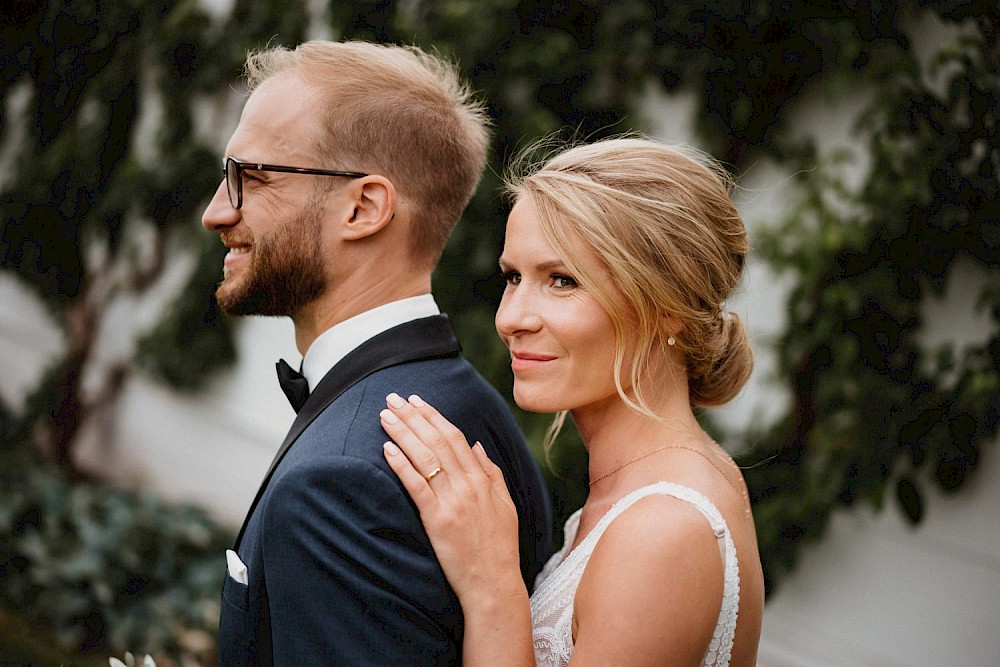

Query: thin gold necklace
[589,444,685,487]
[589,441,752,519]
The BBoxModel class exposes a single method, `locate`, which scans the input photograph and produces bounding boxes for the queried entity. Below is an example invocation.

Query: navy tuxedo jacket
[218,315,552,666]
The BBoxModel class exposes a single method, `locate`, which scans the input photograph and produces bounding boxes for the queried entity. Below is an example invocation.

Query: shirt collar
[300,294,440,390]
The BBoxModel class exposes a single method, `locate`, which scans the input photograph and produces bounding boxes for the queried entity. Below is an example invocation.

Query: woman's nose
[495,285,542,337]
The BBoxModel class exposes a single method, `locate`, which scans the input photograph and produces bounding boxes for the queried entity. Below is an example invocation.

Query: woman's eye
[501,270,520,286]
[552,274,577,288]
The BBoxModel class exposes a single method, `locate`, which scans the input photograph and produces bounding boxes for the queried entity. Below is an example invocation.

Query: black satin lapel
[233,315,460,548]
[291,315,460,440]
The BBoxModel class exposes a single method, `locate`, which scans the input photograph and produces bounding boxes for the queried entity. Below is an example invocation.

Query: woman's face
[495,198,624,415]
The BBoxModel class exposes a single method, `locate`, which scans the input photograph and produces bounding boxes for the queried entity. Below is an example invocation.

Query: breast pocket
[222,569,250,612]
[219,570,254,666]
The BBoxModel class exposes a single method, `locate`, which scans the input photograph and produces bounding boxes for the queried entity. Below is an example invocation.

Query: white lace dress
[529,482,740,667]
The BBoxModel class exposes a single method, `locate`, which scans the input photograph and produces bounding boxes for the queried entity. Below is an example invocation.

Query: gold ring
[425,467,443,481]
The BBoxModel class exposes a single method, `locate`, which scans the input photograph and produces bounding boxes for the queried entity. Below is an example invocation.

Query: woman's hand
[380,392,524,608]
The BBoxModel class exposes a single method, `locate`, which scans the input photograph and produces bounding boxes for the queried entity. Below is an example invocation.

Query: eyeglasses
[223,156,368,209]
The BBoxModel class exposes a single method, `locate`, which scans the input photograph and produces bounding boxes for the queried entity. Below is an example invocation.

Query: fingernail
[380,408,399,424]
[408,394,426,407]
[386,393,406,408]
[383,441,400,456]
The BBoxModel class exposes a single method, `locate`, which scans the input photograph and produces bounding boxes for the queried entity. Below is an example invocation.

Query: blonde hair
[243,41,491,268]
[506,137,753,442]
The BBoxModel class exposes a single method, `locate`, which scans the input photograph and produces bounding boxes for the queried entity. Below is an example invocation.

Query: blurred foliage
[742,5,999,592]
[0,0,295,473]
[1,0,997,660]
[0,0,296,661]
[1,434,232,664]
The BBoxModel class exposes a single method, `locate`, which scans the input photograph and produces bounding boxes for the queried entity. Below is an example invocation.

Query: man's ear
[343,175,396,240]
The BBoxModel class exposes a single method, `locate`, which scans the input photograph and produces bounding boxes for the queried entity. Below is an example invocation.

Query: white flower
[109,652,156,667]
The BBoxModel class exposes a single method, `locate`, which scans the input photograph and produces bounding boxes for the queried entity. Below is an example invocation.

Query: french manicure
[408,394,426,407]
[383,441,400,456]
[386,393,406,408]
[380,409,399,424]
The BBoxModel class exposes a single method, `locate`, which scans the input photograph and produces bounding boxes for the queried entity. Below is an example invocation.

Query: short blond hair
[244,41,491,268]
[506,137,753,421]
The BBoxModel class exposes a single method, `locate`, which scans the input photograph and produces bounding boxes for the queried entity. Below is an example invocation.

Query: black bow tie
[276,359,310,413]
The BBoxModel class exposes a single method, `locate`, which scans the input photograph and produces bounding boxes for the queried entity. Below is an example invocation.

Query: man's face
[213,194,326,316]
[201,73,335,317]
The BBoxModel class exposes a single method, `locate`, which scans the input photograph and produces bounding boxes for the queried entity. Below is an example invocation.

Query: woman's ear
[664,313,684,342]
[343,175,397,240]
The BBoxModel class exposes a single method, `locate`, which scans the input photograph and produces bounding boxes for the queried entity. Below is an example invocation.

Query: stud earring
[667,336,676,346]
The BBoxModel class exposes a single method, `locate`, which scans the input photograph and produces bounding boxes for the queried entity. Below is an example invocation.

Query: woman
[379,137,764,666]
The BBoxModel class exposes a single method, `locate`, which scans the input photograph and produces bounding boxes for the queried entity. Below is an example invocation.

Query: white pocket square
[226,549,249,585]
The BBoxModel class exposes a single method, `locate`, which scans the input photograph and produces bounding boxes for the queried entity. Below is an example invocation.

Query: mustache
[221,231,253,246]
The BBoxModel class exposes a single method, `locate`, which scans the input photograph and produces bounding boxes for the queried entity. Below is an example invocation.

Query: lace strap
[582,482,731,561]
[599,482,738,667]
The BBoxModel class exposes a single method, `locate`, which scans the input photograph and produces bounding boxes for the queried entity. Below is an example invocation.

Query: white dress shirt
[299,294,441,390]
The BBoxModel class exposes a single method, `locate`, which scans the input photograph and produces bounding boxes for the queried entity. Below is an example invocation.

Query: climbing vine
[0,1,307,661]
[741,7,999,591]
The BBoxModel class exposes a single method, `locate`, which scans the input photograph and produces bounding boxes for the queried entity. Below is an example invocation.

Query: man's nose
[201,180,240,231]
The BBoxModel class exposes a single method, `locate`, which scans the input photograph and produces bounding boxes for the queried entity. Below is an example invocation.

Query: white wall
[79,316,300,526]
[746,255,1000,666]
[0,273,298,526]
[758,437,1000,667]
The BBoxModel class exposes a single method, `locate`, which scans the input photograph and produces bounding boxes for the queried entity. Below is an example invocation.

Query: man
[201,41,551,665]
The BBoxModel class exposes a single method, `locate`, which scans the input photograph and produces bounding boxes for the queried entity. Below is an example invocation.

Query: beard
[215,203,326,317]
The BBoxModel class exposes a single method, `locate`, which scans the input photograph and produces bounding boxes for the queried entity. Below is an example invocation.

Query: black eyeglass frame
[223,156,368,209]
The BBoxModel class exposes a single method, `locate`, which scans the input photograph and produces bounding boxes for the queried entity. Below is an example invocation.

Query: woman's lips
[510,351,557,371]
